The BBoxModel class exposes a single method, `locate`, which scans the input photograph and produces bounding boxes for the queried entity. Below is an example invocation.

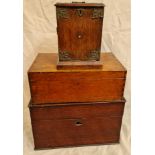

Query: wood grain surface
[28,53,126,104]
[29,99,125,149]
[57,59,103,70]
[56,3,104,61]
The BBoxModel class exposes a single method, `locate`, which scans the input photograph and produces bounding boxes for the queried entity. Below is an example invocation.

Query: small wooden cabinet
[55,3,104,62]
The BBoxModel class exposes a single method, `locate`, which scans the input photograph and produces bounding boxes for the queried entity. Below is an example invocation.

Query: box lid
[28,53,126,78]
[55,2,105,8]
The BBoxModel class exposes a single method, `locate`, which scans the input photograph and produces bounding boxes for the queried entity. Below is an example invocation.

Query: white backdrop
[24,0,130,154]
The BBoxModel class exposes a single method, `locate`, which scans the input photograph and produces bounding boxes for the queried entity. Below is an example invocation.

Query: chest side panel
[32,117,121,149]
[30,101,125,120]
[29,100,125,149]
[28,72,126,103]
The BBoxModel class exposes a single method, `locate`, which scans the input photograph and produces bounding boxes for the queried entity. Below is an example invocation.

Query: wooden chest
[28,53,126,104]
[55,2,104,61]
[29,99,125,149]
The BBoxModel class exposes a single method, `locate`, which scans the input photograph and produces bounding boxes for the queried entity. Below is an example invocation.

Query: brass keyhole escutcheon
[77,9,84,17]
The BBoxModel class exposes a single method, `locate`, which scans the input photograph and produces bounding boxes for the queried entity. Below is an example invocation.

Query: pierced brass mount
[59,50,100,61]
[56,8,69,19]
[92,9,104,18]
[56,8,104,19]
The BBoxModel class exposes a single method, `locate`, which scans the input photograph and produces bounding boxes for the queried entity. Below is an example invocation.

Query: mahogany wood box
[29,99,125,149]
[55,2,104,62]
[28,53,126,104]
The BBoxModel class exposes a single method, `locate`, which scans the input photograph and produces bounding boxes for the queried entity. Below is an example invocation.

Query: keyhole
[75,121,83,126]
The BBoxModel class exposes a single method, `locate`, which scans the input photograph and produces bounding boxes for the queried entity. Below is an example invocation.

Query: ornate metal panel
[92,8,104,19]
[59,50,100,61]
[56,8,69,19]
[59,51,71,61]
[87,50,100,60]
[57,8,104,19]
[76,8,84,17]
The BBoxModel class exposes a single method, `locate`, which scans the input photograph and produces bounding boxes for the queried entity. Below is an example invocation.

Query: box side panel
[29,72,126,103]
[29,100,125,149]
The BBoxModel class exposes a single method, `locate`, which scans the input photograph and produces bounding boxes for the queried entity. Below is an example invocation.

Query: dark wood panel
[32,116,122,149]
[29,100,125,120]
[29,100,125,149]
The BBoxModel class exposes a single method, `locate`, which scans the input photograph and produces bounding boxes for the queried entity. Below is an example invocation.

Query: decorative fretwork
[59,50,100,61]
[87,50,100,60]
[59,51,71,61]
[92,9,104,19]
[56,8,69,19]
[76,8,84,17]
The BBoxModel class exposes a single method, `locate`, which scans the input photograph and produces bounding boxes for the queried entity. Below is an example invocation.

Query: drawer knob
[75,121,83,126]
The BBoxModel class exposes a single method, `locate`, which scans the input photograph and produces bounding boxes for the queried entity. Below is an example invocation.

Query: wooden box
[55,2,104,62]
[29,99,125,149]
[28,53,126,104]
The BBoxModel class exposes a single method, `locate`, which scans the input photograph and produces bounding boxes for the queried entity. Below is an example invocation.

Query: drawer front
[30,101,125,120]
[29,72,126,104]
[32,116,122,149]
[56,6,104,61]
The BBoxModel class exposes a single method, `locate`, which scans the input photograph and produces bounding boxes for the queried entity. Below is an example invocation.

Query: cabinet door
[56,7,104,61]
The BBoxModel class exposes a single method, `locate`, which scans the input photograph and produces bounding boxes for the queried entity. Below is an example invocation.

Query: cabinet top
[55,3,105,7]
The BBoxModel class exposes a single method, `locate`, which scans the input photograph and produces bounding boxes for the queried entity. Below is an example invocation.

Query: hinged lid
[28,53,126,78]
